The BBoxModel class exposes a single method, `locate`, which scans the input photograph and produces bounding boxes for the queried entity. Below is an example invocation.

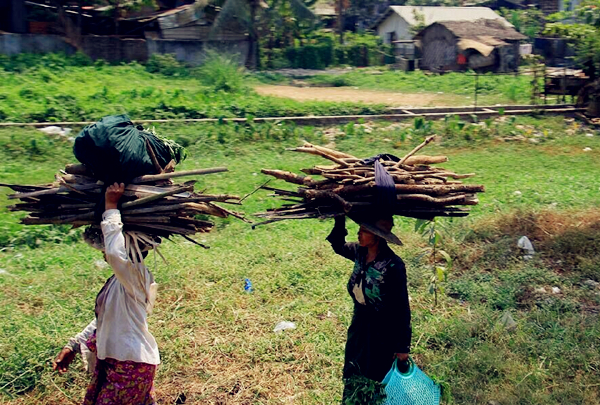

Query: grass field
[0,53,549,125]
[257,68,540,106]
[0,54,387,123]
[1,115,600,404]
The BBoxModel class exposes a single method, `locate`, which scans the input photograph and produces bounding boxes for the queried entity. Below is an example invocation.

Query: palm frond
[289,0,315,21]
[210,0,252,37]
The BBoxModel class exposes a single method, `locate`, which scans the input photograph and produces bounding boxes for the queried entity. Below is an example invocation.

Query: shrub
[196,51,248,93]
[0,52,98,73]
[71,51,94,66]
[145,53,189,76]
[284,44,333,69]
[278,31,385,69]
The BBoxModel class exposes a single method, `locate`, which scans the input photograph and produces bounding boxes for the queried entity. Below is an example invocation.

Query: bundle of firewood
[255,137,484,225]
[1,163,243,248]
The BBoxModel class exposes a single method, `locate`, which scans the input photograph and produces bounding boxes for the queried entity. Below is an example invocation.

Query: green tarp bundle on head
[73,114,177,183]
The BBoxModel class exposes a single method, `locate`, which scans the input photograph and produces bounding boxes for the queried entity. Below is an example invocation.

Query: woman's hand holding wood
[105,182,125,211]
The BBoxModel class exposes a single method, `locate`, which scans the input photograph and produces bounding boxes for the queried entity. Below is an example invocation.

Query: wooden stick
[173,217,214,228]
[397,136,436,166]
[184,202,229,218]
[260,186,302,197]
[299,189,353,212]
[57,178,93,196]
[60,174,98,184]
[163,160,176,173]
[9,183,101,199]
[287,147,349,166]
[129,223,197,235]
[239,180,271,203]
[396,193,478,206]
[64,164,93,176]
[261,169,314,186]
[123,183,194,198]
[154,195,239,204]
[322,173,363,181]
[394,184,484,195]
[0,183,50,193]
[145,138,163,174]
[309,183,484,197]
[403,155,448,165]
[121,186,193,209]
[209,203,248,222]
[21,211,95,225]
[122,216,171,223]
[302,142,357,159]
[180,234,210,249]
[121,203,189,215]
[130,167,228,184]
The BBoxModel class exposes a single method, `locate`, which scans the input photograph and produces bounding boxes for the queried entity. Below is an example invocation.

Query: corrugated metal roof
[384,6,513,28]
[137,0,208,27]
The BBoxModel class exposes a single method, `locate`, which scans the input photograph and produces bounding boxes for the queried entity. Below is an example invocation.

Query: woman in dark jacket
[327,215,412,400]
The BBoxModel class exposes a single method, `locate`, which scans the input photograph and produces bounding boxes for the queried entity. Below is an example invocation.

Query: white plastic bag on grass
[274,321,296,333]
[517,236,535,260]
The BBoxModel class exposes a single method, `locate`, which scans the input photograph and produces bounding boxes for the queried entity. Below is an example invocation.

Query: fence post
[531,64,539,106]
[473,73,479,112]
[561,65,567,104]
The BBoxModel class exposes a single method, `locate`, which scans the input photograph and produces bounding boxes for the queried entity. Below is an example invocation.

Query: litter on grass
[517,236,535,260]
[274,321,296,333]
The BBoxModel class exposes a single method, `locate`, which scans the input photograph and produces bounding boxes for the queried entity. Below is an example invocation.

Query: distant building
[0,0,27,33]
[488,0,581,14]
[138,2,246,42]
[415,19,527,73]
[314,3,336,29]
[0,1,250,66]
[373,6,513,43]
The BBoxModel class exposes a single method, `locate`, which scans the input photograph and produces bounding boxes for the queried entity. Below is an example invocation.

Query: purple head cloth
[374,159,396,214]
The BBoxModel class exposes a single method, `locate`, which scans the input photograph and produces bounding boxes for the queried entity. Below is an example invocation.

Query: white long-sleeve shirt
[66,319,97,373]
[92,209,160,365]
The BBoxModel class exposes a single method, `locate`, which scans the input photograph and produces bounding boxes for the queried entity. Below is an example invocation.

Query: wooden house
[415,19,527,73]
[373,6,513,43]
[138,2,246,42]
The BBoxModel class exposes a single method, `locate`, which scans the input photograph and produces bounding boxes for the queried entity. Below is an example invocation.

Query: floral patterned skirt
[83,332,157,405]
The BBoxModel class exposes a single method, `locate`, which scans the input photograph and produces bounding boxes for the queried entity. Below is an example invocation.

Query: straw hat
[349,214,403,246]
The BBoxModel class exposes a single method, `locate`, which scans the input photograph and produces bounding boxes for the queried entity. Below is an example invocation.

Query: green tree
[545,0,600,78]
[261,0,317,67]
[499,7,546,39]
[211,0,315,69]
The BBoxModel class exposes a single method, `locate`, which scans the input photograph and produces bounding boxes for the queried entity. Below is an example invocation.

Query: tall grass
[197,51,248,93]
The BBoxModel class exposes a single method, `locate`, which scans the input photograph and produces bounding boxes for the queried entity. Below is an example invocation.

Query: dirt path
[255,85,468,107]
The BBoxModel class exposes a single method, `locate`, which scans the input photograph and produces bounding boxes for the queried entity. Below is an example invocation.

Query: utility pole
[337,0,345,45]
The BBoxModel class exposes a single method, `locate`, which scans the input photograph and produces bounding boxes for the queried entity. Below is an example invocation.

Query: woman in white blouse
[53,183,160,405]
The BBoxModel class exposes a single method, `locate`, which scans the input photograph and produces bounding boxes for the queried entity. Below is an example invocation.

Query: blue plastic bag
[381,358,441,405]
